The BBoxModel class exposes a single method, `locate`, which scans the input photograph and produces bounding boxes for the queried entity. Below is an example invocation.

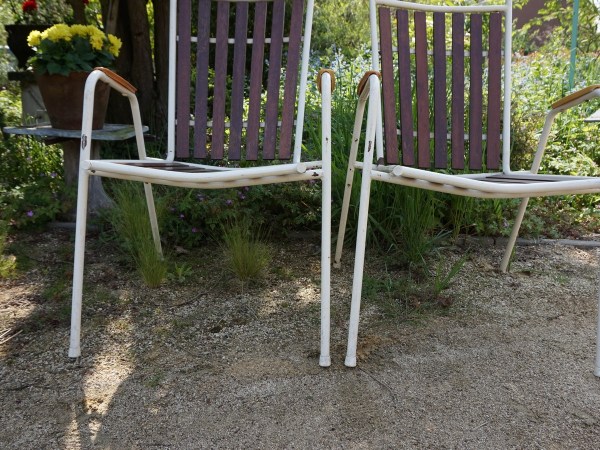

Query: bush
[0,87,68,228]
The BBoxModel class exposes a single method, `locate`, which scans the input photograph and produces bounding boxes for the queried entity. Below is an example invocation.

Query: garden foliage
[0,1,598,266]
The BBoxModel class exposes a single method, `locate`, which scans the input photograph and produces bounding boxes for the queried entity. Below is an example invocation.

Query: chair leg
[500,197,530,273]
[68,170,91,358]
[320,161,332,368]
[334,100,367,269]
[345,170,373,367]
[334,155,357,270]
[143,182,163,258]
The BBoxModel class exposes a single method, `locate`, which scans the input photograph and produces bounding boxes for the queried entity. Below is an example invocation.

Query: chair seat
[369,165,600,198]
[84,159,322,187]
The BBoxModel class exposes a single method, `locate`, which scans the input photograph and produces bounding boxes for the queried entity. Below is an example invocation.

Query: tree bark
[100,0,154,126]
[152,0,170,133]
[68,0,87,24]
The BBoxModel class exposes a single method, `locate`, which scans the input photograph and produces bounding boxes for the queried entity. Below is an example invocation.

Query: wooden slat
[414,11,430,168]
[175,0,192,158]
[246,2,268,160]
[228,2,249,160]
[263,0,285,160]
[193,0,211,158]
[278,0,304,160]
[379,7,399,164]
[396,9,414,166]
[451,13,465,169]
[469,14,483,170]
[120,162,220,173]
[433,12,447,168]
[486,12,502,170]
[211,1,230,160]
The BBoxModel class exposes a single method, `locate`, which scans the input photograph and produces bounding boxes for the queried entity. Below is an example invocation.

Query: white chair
[69,0,334,367]
[336,0,600,371]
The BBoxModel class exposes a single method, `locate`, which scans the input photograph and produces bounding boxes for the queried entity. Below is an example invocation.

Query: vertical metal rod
[569,0,580,90]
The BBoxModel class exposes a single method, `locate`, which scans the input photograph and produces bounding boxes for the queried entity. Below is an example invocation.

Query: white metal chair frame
[336,0,600,371]
[69,0,334,367]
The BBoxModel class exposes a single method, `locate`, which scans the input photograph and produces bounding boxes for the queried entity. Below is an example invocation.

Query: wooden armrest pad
[94,67,137,93]
[357,71,381,96]
[317,69,336,93]
[551,84,600,109]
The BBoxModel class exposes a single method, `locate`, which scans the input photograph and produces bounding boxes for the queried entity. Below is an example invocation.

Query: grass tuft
[109,182,168,288]
[221,217,271,283]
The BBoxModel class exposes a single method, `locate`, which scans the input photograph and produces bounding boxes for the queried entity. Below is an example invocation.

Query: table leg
[62,140,113,217]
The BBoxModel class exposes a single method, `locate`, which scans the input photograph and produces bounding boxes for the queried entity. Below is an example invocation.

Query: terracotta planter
[36,72,110,130]
[5,24,51,69]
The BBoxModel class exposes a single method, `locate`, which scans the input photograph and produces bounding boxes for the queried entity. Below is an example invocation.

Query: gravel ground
[1,228,600,449]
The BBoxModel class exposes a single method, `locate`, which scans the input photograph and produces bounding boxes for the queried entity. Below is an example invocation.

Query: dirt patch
[1,228,600,448]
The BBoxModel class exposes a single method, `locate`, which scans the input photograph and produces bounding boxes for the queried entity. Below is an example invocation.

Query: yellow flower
[27,30,42,47]
[107,34,122,57]
[89,34,104,51]
[70,25,89,38]
[45,24,72,42]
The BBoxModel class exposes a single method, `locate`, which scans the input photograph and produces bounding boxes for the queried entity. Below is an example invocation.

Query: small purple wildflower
[179,214,185,219]
[196,194,205,202]
[191,227,199,233]
[26,210,34,217]
[225,199,233,206]
[50,172,57,178]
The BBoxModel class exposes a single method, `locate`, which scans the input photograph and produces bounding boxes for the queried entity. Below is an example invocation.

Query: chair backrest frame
[370,0,514,173]
[166,0,315,164]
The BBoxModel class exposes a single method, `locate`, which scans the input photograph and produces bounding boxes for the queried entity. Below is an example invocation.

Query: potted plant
[27,23,122,129]
[4,0,72,69]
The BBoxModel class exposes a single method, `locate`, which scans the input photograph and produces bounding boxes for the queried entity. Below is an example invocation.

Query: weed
[364,252,465,321]
[168,262,194,283]
[432,254,468,298]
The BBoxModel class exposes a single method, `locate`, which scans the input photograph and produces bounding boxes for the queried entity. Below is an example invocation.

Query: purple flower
[179,214,185,219]
[191,227,199,233]
[196,194,205,202]
[26,210,34,217]
[225,199,233,206]
[50,172,57,178]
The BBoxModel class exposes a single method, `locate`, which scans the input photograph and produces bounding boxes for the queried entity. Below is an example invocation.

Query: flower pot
[36,72,110,130]
[5,24,51,69]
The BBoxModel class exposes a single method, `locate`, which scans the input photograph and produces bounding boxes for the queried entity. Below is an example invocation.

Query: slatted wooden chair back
[373,0,512,172]
[170,0,311,163]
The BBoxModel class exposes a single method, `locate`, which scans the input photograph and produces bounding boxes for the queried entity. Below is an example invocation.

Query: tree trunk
[152,0,170,135]
[100,0,154,126]
[68,0,87,24]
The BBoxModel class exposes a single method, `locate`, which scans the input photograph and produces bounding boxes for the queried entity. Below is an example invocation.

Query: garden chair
[68,0,334,367]
[335,0,600,370]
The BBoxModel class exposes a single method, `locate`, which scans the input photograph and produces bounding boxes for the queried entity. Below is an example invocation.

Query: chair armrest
[357,71,381,96]
[551,84,600,110]
[93,67,137,95]
[317,69,336,93]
